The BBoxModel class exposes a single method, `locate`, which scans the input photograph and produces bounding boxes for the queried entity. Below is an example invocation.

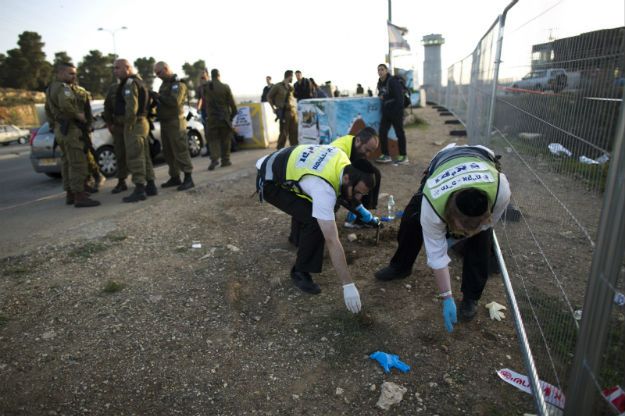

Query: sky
[0,0,623,98]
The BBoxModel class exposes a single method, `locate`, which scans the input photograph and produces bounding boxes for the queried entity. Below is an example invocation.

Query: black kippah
[351,158,376,174]
[455,189,488,217]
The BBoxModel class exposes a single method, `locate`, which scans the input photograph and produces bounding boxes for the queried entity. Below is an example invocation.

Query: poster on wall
[233,106,253,139]
[297,97,396,144]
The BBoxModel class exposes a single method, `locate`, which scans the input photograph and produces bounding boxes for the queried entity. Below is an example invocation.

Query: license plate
[39,158,58,167]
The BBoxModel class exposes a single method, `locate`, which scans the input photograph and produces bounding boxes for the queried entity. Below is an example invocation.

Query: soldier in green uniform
[44,62,100,208]
[102,80,129,193]
[267,70,299,150]
[70,83,105,193]
[112,59,158,202]
[154,61,194,190]
[202,68,238,171]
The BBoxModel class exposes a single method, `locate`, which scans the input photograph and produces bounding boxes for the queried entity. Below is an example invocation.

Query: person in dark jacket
[261,76,273,102]
[293,70,312,101]
[375,64,408,165]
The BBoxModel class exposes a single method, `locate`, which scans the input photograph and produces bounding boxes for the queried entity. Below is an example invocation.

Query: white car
[0,124,30,146]
[30,104,206,178]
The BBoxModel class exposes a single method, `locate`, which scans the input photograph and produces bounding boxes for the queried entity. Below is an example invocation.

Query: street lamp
[97,26,128,55]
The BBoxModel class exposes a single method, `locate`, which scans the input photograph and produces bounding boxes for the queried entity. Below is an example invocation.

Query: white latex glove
[343,283,362,314]
[485,301,507,321]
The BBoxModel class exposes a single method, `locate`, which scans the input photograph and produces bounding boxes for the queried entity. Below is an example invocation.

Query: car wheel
[45,172,62,179]
[95,145,118,178]
[17,137,27,144]
[187,130,202,158]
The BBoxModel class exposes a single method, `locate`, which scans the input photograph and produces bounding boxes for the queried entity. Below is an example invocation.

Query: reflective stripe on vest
[422,155,500,219]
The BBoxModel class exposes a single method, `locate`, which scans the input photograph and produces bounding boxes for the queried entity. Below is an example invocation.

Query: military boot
[208,160,219,171]
[177,173,195,191]
[122,184,147,203]
[74,192,101,208]
[145,180,158,196]
[161,176,182,188]
[65,191,75,205]
[111,179,128,194]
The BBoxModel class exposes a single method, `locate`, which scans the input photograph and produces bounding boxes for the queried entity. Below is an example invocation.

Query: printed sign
[428,171,495,199]
[233,106,253,139]
[295,145,338,172]
[497,368,565,409]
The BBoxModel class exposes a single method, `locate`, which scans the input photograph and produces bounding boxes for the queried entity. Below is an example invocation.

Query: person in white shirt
[374,144,511,332]
[256,144,379,314]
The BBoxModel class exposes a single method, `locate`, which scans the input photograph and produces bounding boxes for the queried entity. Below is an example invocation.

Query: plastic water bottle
[387,195,396,220]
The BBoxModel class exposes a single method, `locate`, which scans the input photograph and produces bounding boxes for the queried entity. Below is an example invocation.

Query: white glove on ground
[485,301,507,321]
[343,283,362,314]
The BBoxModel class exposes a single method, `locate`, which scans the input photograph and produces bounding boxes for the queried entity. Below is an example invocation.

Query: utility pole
[388,0,393,73]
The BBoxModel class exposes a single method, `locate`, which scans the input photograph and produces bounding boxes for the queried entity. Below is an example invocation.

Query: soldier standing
[112,59,158,202]
[267,70,298,149]
[154,61,194,190]
[102,80,129,193]
[44,63,100,207]
[203,68,237,171]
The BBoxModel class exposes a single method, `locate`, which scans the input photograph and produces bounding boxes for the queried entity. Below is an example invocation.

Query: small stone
[335,387,344,396]
[41,330,56,340]
[226,244,240,252]
[321,337,328,342]
[292,394,300,400]
[405,284,412,289]
[370,384,377,391]
[506,355,511,360]
[254,316,261,322]
[148,295,162,303]
[428,382,438,388]
[347,233,358,242]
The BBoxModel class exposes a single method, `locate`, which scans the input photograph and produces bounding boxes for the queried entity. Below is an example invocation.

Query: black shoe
[161,176,182,188]
[122,184,147,203]
[458,298,478,322]
[290,268,321,294]
[208,160,219,171]
[221,160,232,167]
[111,180,128,194]
[374,264,412,281]
[177,174,195,191]
[145,180,158,196]
[74,191,101,208]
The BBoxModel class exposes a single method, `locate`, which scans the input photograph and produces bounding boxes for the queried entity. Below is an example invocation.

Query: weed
[102,280,125,293]
[68,241,108,259]
[0,314,8,326]
[106,232,127,242]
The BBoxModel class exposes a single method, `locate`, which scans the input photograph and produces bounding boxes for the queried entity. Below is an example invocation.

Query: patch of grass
[174,246,188,253]
[106,232,127,242]
[1,265,31,278]
[0,314,8,326]
[102,280,125,293]
[68,241,109,259]
[405,114,428,130]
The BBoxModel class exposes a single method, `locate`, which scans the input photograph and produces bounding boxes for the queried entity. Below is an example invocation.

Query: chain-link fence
[423,0,625,414]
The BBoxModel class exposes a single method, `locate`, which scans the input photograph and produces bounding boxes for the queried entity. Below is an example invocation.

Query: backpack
[393,75,411,108]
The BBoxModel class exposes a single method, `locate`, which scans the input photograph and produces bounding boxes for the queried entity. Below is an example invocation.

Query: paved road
[0,146,270,259]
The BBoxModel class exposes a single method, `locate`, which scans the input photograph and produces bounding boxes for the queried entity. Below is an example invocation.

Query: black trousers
[361,164,381,210]
[262,182,324,273]
[390,191,492,301]
[379,112,407,156]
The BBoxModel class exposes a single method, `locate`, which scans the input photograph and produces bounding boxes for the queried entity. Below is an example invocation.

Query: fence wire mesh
[426,0,625,413]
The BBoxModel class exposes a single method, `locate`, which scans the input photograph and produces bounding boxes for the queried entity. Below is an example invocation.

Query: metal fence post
[486,0,518,143]
[564,91,625,415]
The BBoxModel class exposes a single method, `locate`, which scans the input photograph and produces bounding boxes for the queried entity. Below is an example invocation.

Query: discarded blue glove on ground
[369,351,411,373]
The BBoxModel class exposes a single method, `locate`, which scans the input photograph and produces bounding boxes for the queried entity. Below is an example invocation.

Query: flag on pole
[388,22,410,51]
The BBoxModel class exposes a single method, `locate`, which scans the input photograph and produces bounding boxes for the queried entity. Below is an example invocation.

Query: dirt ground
[0,106,534,415]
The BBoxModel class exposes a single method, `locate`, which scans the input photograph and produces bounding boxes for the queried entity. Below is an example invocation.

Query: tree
[53,51,73,67]
[0,31,51,90]
[134,57,155,90]
[77,50,116,98]
[182,60,206,89]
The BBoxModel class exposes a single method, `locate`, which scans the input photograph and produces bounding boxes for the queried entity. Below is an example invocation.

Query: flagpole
[388,0,393,73]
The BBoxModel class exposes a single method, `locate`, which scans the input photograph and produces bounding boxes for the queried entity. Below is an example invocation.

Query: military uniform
[114,75,156,201]
[157,74,194,187]
[71,84,103,191]
[45,80,100,207]
[103,81,128,188]
[203,79,237,169]
[267,81,298,149]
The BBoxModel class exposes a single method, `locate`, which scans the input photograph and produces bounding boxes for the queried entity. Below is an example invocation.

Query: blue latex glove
[355,204,373,223]
[346,211,357,223]
[369,351,411,373]
[442,297,457,332]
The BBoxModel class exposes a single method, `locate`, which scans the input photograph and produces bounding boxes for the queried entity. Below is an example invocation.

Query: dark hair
[56,62,75,72]
[444,189,491,235]
[378,63,388,70]
[295,70,302,74]
[344,160,376,190]
[354,126,378,143]
[284,70,293,78]
[211,68,220,79]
